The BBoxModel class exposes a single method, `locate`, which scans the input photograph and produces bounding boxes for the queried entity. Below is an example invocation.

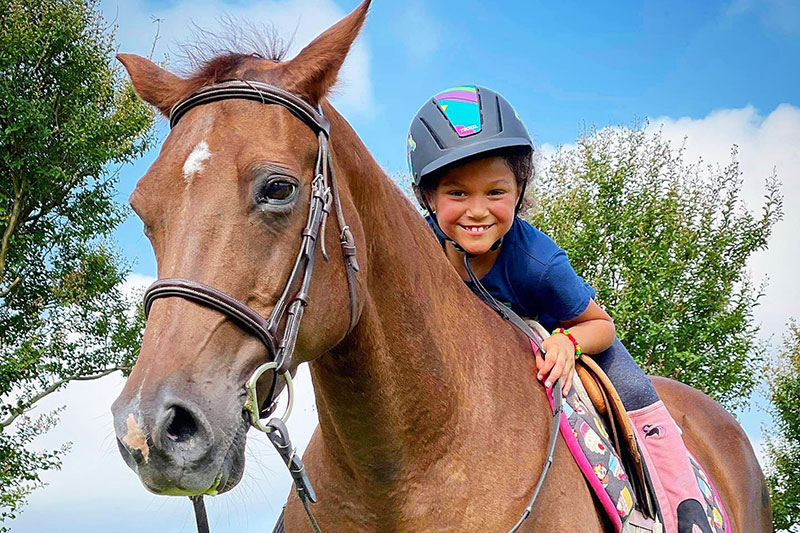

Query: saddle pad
[524,336,631,531]
[529,339,730,533]
[545,384,635,532]
[688,451,730,532]
[576,354,655,517]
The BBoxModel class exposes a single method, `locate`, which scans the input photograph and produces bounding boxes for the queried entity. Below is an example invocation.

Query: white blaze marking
[182,140,211,186]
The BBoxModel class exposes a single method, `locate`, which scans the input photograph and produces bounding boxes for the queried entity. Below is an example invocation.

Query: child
[407,85,715,533]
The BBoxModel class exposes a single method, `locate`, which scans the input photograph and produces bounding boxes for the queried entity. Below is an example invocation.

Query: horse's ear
[117,54,191,117]
[276,0,371,105]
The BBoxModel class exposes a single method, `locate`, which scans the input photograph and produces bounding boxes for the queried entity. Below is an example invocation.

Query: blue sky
[9,1,800,531]
[110,0,800,272]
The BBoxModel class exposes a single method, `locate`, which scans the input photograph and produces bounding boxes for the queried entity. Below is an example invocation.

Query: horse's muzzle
[111,385,247,496]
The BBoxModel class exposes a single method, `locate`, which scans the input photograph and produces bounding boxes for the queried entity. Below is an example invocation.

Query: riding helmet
[407,85,534,250]
[408,85,532,190]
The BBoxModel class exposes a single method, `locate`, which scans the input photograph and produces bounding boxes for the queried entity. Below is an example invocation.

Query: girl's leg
[591,338,659,411]
[590,339,715,533]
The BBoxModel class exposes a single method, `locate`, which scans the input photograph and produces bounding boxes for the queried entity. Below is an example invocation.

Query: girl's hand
[536,334,576,396]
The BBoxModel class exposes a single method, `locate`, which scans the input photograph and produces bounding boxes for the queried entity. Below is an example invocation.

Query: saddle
[574,356,660,521]
[571,356,731,533]
[523,319,660,528]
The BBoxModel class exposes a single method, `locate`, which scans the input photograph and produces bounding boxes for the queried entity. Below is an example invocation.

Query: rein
[462,253,563,532]
[142,80,561,533]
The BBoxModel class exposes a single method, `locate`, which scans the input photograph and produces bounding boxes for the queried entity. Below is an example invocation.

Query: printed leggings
[589,338,660,411]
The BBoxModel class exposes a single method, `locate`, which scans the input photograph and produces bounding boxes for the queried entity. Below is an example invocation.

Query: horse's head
[111,1,370,496]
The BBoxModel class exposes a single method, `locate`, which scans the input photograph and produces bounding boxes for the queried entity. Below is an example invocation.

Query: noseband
[141,80,360,533]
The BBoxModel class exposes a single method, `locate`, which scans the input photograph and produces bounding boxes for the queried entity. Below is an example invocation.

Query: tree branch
[23,171,74,227]
[0,365,129,430]
[0,175,27,283]
[0,275,21,297]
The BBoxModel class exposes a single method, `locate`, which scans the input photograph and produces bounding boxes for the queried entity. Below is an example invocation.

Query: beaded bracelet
[552,328,582,359]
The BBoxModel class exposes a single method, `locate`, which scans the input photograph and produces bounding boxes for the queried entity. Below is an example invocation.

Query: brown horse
[110,1,770,530]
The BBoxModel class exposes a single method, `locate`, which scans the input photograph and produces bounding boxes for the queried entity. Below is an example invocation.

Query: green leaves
[766,321,800,532]
[526,125,783,410]
[0,0,154,524]
[0,409,70,527]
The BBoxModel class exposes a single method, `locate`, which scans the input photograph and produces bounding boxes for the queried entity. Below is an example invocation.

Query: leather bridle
[139,79,562,533]
[144,80,359,413]
[141,80,359,533]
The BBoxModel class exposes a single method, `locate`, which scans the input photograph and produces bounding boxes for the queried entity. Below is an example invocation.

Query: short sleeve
[538,250,594,323]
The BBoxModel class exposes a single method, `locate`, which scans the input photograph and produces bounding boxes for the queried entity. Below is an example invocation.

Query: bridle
[139,79,561,533]
[145,80,360,427]
[141,79,359,533]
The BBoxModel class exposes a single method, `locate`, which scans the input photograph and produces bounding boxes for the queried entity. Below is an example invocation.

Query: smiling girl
[406,85,717,532]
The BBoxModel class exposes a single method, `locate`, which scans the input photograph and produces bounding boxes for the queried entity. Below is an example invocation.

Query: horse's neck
[308,107,545,491]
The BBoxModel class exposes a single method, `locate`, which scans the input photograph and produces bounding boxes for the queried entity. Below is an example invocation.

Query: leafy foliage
[0,0,154,525]
[766,320,800,532]
[525,124,782,409]
[0,410,69,525]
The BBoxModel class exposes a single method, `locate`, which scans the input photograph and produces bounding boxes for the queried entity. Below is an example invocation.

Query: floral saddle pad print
[531,342,730,532]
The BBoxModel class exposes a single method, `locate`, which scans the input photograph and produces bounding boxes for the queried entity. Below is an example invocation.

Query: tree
[525,124,782,409]
[765,319,800,532]
[0,0,154,525]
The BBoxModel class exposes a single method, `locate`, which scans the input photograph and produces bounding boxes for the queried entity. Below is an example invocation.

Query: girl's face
[428,156,520,255]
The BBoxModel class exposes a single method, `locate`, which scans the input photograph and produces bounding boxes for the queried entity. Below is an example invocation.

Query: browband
[169,80,331,135]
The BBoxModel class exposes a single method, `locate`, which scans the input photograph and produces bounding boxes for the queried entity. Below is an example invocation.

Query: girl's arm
[536,299,615,395]
[560,299,616,354]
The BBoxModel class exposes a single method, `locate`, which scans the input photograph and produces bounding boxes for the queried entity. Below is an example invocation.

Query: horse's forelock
[181,18,291,65]
[170,1,370,107]
[171,20,291,103]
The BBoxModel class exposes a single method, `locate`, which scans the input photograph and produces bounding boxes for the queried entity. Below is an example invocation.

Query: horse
[110,1,771,530]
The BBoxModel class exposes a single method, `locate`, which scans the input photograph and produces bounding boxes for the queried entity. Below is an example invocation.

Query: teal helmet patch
[434,85,482,137]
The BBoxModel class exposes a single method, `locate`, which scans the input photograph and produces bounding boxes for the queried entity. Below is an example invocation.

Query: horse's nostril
[166,405,199,443]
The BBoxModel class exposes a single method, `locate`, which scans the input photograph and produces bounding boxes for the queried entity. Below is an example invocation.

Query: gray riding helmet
[407,85,534,250]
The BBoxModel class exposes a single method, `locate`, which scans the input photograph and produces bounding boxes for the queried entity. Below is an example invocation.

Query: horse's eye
[257,179,298,204]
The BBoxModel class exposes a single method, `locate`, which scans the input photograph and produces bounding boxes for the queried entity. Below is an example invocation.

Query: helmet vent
[419,115,445,149]
[495,95,504,133]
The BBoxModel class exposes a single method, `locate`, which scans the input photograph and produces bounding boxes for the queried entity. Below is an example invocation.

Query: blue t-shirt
[426,216,596,331]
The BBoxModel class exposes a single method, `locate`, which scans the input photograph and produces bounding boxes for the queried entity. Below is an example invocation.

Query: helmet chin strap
[515,179,527,214]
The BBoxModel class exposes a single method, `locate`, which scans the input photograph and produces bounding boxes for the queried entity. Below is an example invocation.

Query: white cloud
[101,0,375,119]
[120,272,156,296]
[645,104,800,340]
